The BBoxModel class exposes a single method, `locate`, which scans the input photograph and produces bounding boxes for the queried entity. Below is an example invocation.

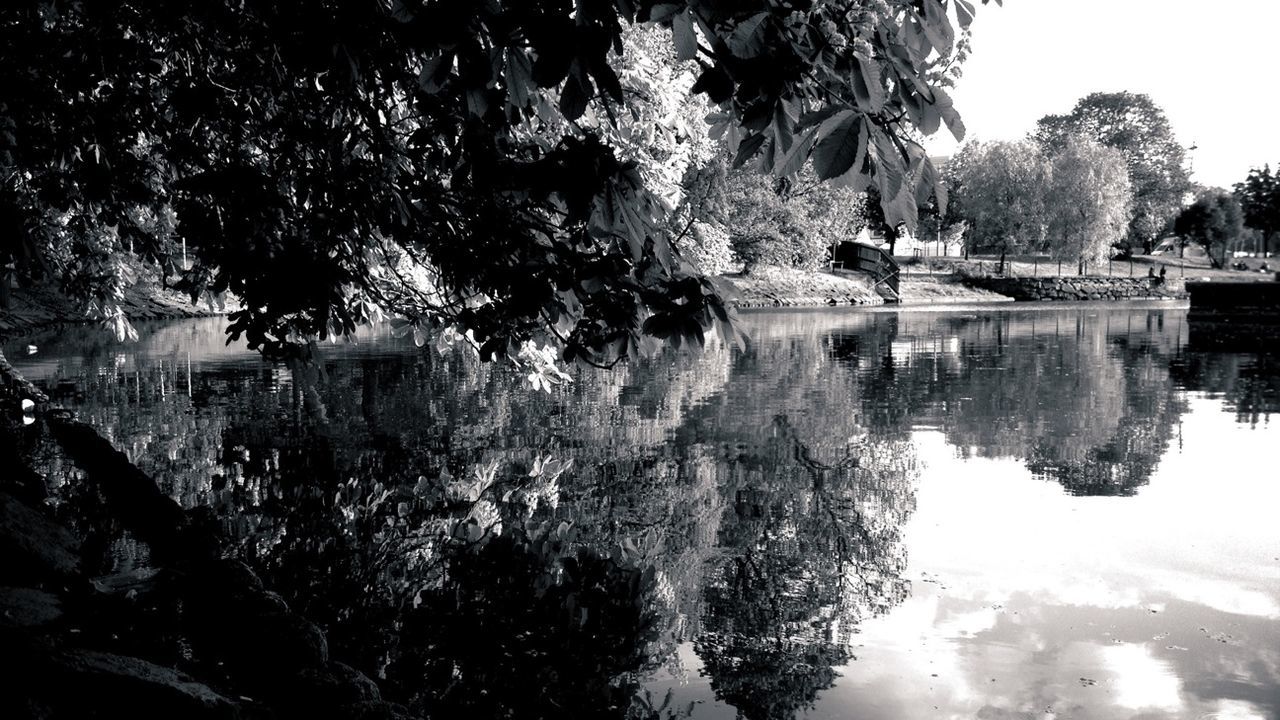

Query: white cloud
[1100,643,1182,711]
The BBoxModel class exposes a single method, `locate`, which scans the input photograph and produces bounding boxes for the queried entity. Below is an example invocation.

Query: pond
[7,304,1279,720]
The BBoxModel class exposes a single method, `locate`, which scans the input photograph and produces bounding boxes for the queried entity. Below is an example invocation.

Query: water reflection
[7,305,1279,719]
[822,310,1191,496]
[1171,352,1280,428]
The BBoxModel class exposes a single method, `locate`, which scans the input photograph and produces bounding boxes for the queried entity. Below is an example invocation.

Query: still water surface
[9,305,1280,719]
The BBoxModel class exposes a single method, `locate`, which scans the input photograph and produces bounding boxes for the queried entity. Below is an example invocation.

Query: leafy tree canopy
[1044,137,1132,266]
[1174,190,1243,269]
[950,139,1049,255]
[1233,164,1280,257]
[1,0,992,363]
[718,160,866,273]
[1034,91,1190,252]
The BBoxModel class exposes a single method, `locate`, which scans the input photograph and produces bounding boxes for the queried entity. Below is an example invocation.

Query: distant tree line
[1232,165,1280,259]
[1169,168,1279,269]
[921,91,1279,270]
[924,92,1186,270]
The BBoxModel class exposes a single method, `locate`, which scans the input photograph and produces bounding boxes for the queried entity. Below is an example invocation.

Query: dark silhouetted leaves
[813,111,862,180]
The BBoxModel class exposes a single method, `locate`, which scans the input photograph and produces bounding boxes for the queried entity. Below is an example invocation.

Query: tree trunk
[1208,244,1223,269]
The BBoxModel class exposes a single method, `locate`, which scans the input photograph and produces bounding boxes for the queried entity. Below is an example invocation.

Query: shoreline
[3,270,1201,341]
[724,267,1198,311]
[0,283,225,340]
[736,297,1191,315]
[721,269,1017,309]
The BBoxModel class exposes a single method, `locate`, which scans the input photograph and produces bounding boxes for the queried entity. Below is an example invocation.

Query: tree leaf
[733,131,768,167]
[920,0,954,54]
[919,101,942,135]
[774,127,816,177]
[829,161,872,191]
[705,110,732,139]
[772,101,795,153]
[559,65,592,119]
[726,12,769,59]
[757,136,778,173]
[691,66,733,103]
[504,49,534,107]
[646,3,683,22]
[812,111,862,180]
[886,178,919,234]
[872,125,905,201]
[588,55,624,103]
[614,0,637,22]
[673,9,697,61]
[797,106,843,130]
[615,188,647,261]
[418,53,452,94]
[917,157,948,215]
[934,87,965,141]
[853,55,885,113]
[903,13,934,63]
[740,100,773,133]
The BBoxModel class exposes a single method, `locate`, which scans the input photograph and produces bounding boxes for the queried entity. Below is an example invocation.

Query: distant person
[1158,266,1167,285]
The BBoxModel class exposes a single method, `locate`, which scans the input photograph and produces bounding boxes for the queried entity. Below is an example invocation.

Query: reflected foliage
[1172,351,1280,427]
[390,531,661,720]
[1027,342,1184,496]
[695,421,915,720]
[15,305,1274,718]
[825,310,1188,495]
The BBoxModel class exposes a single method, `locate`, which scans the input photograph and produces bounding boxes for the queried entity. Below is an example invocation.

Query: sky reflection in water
[646,308,1278,720]
[729,416,1279,720]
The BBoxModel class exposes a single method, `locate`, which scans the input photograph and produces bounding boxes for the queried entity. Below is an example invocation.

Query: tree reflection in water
[12,306,1276,718]
[826,310,1190,496]
[695,418,915,720]
[390,532,662,719]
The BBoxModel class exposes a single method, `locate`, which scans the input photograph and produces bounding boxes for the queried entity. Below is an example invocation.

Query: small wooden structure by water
[832,241,900,302]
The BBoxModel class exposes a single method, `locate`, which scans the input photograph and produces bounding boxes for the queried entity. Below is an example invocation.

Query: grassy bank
[897,275,1013,304]
[717,265,1018,309]
[717,266,886,308]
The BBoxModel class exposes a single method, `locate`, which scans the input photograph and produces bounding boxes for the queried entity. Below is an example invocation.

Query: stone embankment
[720,268,1191,310]
[963,276,1187,302]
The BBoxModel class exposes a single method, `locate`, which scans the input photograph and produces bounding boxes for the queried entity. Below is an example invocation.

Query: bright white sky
[923,0,1280,190]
